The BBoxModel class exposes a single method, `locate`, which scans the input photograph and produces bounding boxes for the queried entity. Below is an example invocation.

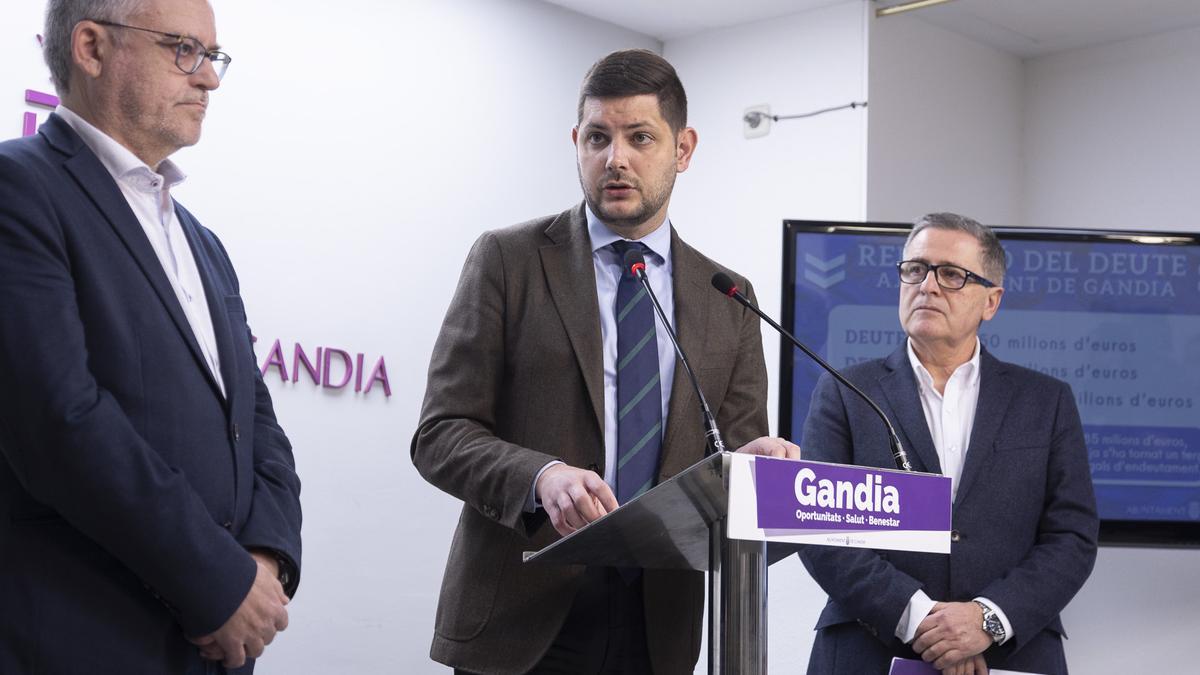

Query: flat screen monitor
[780,221,1200,547]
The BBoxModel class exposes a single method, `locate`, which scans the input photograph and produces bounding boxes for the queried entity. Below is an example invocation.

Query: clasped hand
[912,601,992,674]
[188,552,290,668]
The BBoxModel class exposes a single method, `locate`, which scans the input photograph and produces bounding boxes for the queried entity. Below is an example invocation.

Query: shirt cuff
[974,596,1014,645]
[896,589,937,643]
[526,460,565,512]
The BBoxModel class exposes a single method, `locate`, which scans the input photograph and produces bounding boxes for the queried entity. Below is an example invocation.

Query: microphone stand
[712,274,913,472]
[624,249,726,456]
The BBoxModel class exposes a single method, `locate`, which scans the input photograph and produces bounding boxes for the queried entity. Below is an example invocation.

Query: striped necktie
[610,240,663,505]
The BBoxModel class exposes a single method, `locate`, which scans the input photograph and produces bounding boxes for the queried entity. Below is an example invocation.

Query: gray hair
[43,0,140,95]
[905,212,1007,286]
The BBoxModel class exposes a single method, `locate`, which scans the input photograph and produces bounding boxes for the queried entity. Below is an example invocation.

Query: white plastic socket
[743,104,772,139]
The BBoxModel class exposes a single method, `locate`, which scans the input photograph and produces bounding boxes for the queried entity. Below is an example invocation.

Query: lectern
[524,452,952,674]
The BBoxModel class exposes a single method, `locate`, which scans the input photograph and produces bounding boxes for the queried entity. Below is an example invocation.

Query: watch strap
[973,600,1006,644]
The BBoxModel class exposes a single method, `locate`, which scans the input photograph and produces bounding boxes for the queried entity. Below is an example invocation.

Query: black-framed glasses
[91,19,231,79]
[896,260,996,289]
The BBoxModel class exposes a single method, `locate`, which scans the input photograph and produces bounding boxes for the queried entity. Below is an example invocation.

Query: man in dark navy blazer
[799,213,1098,675]
[0,0,301,673]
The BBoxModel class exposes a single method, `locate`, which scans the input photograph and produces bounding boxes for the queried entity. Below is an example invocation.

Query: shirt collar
[906,336,982,392]
[56,105,187,190]
[585,204,671,264]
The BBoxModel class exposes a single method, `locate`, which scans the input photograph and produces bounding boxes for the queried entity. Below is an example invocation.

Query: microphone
[711,272,913,472]
[623,248,727,456]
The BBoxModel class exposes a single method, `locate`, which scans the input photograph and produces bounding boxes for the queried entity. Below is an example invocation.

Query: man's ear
[71,20,110,81]
[981,287,1004,322]
[675,126,698,173]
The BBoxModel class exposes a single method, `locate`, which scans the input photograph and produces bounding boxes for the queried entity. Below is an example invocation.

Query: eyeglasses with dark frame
[90,19,231,80]
[895,260,997,290]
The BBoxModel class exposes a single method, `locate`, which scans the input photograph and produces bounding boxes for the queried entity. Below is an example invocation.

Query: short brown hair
[577,49,688,132]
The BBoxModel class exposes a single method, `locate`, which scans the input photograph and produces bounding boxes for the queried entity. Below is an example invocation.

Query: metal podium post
[708,505,768,675]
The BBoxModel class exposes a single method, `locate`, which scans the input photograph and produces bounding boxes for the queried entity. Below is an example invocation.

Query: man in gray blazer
[799,213,1099,675]
[412,49,797,675]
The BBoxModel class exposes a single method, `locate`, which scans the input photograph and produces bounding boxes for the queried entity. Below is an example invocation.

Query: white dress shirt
[895,337,1013,646]
[57,106,225,397]
[526,207,677,508]
[909,336,981,503]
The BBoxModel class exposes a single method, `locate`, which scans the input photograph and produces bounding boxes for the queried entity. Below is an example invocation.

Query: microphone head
[711,272,738,297]
[623,247,647,277]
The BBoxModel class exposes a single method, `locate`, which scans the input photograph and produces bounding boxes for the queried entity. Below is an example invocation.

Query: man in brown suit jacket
[412,50,798,675]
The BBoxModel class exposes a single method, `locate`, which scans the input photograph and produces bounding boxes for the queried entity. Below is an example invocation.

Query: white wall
[664,2,870,671]
[1023,23,1200,231]
[1,4,55,133]
[666,0,870,432]
[3,1,656,673]
[866,13,1024,225]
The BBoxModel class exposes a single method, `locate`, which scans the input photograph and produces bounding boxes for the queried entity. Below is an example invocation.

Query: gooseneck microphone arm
[710,272,913,472]
[623,249,727,457]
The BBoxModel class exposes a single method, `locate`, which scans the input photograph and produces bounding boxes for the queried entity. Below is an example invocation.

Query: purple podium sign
[888,658,939,675]
[726,454,952,554]
[889,657,1036,675]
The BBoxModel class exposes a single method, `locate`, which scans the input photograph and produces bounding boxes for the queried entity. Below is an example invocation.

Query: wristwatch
[273,552,293,590]
[973,600,1006,644]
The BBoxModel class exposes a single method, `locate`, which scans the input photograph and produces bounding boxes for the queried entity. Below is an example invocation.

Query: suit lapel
[955,349,1012,507]
[176,207,237,409]
[878,347,942,474]
[46,115,216,394]
[539,205,605,443]
[659,231,709,476]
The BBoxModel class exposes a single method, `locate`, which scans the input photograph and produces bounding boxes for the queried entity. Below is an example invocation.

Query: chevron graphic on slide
[804,253,846,288]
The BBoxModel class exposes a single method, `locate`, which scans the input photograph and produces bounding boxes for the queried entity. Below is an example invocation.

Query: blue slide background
[788,229,1200,523]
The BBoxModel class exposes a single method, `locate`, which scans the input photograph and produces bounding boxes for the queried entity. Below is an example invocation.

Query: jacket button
[222,521,233,529]
[232,424,241,442]
[483,505,498,519]
[950,529,961,542]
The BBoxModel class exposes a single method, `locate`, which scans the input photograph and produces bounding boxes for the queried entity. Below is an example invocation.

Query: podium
[524,452,951,674]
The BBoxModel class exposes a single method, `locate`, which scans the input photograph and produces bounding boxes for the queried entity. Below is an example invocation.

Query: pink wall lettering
[365,356,391,396]
[292,344,322,384]
[19,36,58,137]
[253,337,391,398]
[22,89,59,137]
[322,348,354,389]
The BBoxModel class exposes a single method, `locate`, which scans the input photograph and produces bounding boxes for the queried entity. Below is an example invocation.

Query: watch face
[975,601,1004,641]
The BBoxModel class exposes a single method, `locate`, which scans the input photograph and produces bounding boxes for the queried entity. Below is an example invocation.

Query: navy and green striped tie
[610,240,663,505]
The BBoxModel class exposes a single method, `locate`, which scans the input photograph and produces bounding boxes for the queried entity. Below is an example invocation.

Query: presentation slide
[785,225,1200,529]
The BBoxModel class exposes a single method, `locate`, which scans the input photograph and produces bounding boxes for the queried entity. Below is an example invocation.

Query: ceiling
[541,0,1200,58]
[541,0,846,43]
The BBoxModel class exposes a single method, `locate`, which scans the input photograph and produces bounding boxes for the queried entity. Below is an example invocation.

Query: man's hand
[735,436,801,459]
[536,464,620,536]
[189,552,290,668]
[941,653,989,675]
[912,601,992,670]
